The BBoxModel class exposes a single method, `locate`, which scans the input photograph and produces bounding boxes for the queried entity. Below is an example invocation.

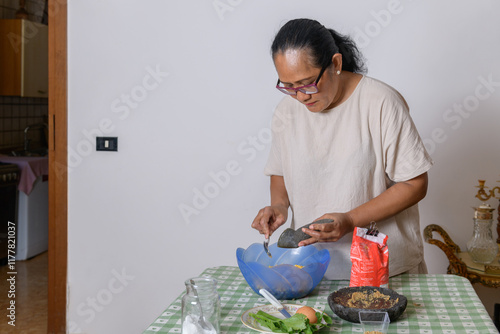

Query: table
[143,266,498,333]
[424,224,500,288]
[0,156,48,194]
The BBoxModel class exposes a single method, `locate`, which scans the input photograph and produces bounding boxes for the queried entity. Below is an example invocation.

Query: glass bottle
[467,203,498,264]
[181,277,220,334]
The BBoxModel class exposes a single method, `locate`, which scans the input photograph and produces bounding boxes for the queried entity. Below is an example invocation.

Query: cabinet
[0,19,48,98]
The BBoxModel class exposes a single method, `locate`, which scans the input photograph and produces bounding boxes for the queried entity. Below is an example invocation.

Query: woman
[251,18,433,280]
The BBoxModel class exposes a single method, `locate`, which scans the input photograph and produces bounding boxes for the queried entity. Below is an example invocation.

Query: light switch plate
[96,137,118,151]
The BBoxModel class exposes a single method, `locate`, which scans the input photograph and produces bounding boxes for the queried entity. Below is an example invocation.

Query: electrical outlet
[96,137,118,152]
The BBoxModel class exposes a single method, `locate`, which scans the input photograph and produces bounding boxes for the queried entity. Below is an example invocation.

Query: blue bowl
[236,242,330,300]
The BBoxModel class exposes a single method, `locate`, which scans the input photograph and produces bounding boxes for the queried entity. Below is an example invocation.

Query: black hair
[271,18,366,73]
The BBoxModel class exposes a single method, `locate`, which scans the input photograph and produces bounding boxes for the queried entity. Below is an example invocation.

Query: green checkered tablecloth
[143,266,498,333]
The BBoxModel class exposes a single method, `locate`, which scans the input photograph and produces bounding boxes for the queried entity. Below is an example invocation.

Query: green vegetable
[249,309,332,333]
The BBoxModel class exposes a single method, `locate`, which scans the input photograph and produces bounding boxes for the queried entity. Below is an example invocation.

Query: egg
[296,306,317,324]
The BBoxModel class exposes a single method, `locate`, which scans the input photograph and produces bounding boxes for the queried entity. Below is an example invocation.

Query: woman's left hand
[297,213,355,247]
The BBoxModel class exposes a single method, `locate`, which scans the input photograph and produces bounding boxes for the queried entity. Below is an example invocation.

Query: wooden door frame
[48,0,67,333]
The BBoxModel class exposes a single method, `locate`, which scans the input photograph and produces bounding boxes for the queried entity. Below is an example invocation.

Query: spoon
[263,236,272,258]
[190,279,215,331]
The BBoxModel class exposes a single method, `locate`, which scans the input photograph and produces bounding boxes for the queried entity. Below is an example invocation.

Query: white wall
[67,1,500,333]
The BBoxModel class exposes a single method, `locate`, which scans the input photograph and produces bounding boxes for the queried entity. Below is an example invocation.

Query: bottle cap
[473,203,494,220]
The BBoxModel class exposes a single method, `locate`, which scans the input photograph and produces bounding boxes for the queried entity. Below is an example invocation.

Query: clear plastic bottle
[181,277,220,334]
[467,203,498,264]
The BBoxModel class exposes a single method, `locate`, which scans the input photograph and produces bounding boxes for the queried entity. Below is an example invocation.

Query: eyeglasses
[276,64,329,95]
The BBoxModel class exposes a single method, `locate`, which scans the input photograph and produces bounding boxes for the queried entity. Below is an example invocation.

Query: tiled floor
[0,252,47,333]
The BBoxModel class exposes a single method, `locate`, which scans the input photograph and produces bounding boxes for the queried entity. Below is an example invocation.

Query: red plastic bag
[349,226,389,287]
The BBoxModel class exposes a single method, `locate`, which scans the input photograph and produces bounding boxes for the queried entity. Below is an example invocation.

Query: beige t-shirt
[264,76,433,279]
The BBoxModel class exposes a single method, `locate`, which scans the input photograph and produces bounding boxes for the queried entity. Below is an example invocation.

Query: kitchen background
[2,0,500,333]
[0,0,47,153]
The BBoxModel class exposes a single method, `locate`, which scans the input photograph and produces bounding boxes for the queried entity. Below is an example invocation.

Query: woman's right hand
[251,205,288,238]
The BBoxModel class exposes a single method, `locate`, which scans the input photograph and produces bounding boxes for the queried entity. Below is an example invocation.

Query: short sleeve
[264,108,284,177]
[381,97,433,182]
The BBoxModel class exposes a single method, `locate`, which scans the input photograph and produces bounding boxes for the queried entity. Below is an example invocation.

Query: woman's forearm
[347,172,428,227]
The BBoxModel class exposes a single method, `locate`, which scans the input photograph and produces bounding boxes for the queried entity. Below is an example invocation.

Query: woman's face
[274,49,341,112]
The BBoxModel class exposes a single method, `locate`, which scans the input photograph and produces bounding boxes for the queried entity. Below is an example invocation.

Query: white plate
[241,304,327,333]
